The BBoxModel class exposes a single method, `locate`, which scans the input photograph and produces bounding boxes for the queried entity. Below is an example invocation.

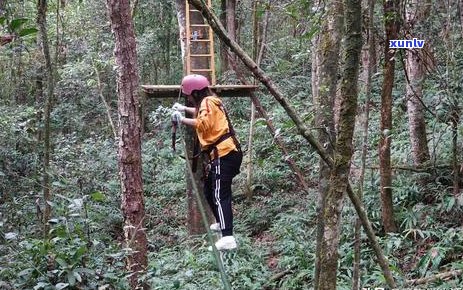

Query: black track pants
[204,150,242,236]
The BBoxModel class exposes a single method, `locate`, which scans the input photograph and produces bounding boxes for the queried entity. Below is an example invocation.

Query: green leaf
[67,271,76,286]
[56,257,68,268]
[73,271,82,282]
[10,18,28,31]
[52,181,65,188]
[90,191,106,202]
[18,268,34,277]
[73,245,87,260]
[55,283,69,290]
[75,267,95,275]
[34,282,49,290]
[0,16,6,26]
[19,27,38,37]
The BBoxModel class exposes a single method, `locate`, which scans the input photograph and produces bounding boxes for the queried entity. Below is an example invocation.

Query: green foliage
[1,0,463,289]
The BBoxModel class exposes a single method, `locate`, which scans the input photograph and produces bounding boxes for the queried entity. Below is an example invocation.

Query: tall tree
[37,0,55,238]
[105,0,148,288]
[317,0,362,287]
[312,0,343,287]
[353,0,376,288]
[405,0,431,167]
[220,0,237,72]
[379,0,400,233]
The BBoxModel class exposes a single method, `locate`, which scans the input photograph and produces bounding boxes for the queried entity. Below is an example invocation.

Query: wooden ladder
[185,0,216,85]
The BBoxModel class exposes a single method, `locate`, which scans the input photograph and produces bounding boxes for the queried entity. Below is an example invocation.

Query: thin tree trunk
[452,113,460,195]
[105,0,148,288]
[380,0,400,233]
[220,0,228,72]
[37,0,55,239]
[94,65,117,140]
[189,0,397,287]
[246,0,271,198]
[226,0,236,68]
[220,0,237,72]
[353,1,375,289]
[317,0,362,287]
[405,0,430,168]
[313,0,343,287]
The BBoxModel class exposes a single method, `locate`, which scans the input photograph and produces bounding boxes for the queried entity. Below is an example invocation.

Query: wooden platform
[141,84,258,98]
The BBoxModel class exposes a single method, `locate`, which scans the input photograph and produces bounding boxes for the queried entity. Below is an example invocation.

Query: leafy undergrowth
[143,188,318,290]
[1,106,463,289]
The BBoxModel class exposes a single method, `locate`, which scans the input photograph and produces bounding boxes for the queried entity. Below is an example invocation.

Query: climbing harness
[204,101,241,157]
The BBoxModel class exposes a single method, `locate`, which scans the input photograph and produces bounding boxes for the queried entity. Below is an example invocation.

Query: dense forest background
[1,0,462,289]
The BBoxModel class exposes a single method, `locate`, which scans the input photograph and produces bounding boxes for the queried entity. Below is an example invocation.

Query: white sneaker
[213,236,237,251]
[209,223,221,232]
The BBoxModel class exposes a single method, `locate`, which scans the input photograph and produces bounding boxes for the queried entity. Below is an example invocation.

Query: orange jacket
[195,96,238,158]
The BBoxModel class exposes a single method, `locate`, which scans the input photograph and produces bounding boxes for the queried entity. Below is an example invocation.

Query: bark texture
[405,0,430,166]
[105,1,148,288]
[317,0,362,288]
[353,0,375,288]
[220,0,236,71]
[312,0,343,287]
[37,0,55,238]
[380,0,400,233]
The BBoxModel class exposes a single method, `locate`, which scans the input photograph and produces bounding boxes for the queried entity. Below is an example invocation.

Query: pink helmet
[181,74,210,95]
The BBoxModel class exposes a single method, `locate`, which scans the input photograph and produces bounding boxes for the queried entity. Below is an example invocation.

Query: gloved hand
[172,110,184,124]
[172,102,186,112]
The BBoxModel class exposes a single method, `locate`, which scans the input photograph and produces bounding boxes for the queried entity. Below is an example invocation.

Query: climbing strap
[182,139,232,290]
[201,102,241,163]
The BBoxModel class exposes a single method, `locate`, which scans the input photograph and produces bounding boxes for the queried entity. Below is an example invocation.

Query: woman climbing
[172,74,242,251]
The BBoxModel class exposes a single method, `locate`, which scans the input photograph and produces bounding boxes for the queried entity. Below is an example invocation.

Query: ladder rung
[189,9,200,12]
[190,54,213,57]
[190,24,209,27]
[190,69,213,72]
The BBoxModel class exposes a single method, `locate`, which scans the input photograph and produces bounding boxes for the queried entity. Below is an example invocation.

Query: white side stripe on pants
[215,158,225,229]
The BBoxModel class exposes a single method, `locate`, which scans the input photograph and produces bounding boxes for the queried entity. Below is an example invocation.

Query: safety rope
[181,138,232,290]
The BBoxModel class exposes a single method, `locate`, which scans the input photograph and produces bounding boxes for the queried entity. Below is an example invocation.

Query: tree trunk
[353,1,375,289]
[37,0,55,239]
[219,0,237,72]
[405,0,430,167]
[220,0,228,72]
[174,0,210,235]
[317,0,362,288]
[312,0,343,287]
[226,0,237,68]
[94,65,117,140]
[105,1,148,288]
[379,0,400,233]
[189,2,396,286]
